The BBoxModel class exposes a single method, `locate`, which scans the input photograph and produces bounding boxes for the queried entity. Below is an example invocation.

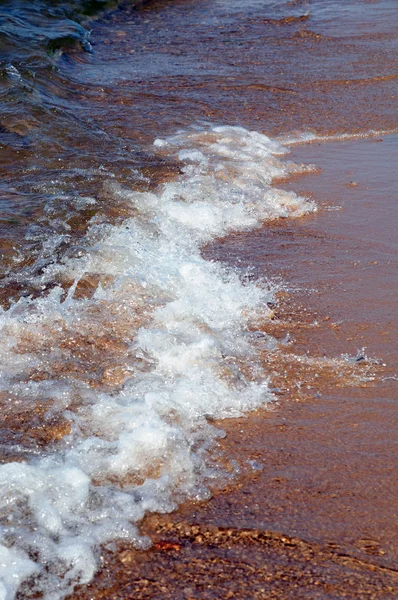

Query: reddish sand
[2,1,397,597]
[72,136,398,599]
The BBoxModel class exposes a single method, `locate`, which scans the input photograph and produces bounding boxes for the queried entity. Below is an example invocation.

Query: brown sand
[2,1,397,597]
[71,137,398,598]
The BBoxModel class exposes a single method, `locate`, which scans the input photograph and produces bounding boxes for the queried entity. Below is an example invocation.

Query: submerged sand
[71,136,398,599]
[1,0,397,596]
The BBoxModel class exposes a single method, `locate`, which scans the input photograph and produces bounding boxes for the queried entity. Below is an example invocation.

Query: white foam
[0,125,316,598]
[277,128,398,146]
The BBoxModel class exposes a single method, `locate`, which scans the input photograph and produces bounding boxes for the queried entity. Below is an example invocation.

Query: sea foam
[0,126,316,599]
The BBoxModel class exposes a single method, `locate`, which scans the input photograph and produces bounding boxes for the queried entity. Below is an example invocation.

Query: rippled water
[0,0,161,300]
[0,0,397,597]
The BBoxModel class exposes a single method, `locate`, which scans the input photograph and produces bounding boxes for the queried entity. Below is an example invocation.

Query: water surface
[0,0,397,597]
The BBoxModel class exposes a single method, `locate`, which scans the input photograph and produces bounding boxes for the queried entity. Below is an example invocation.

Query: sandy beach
[70,134,398,599]
[0,1,397,598]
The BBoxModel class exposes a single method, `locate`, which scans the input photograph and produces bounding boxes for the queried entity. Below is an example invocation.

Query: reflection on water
[0,0,397,597]
[1,0,397,287]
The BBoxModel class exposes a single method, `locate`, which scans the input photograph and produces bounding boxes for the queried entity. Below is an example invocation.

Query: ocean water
[0,0,397,598]
[0,124,317,599]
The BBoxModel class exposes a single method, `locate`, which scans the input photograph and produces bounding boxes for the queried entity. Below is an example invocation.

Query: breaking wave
[0,125,316,599]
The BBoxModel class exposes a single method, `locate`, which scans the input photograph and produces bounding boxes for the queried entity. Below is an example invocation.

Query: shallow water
[74,132,398,600]
[176,132,398,581]
[0,0,397,598]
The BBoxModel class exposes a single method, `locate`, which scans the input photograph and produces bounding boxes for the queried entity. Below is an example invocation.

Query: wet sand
[2,1,398,597]
[71,136,398,598]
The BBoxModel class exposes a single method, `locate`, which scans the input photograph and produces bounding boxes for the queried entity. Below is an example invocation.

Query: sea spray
[0,126,316,599]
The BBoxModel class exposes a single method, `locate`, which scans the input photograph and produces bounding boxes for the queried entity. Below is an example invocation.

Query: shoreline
[1,0,397,596]
[72,134,398,598]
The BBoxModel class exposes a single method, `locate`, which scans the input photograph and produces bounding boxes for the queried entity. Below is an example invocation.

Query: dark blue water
[0,0,177,305]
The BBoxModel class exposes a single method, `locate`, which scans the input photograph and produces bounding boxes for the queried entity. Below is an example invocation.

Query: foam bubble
[0,125,316,598]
